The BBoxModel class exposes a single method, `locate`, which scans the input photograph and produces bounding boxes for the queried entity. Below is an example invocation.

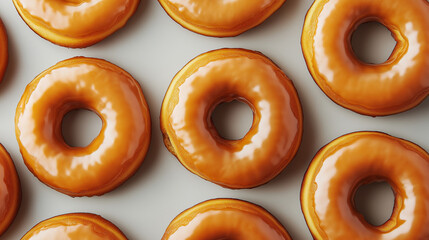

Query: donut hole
[211,100,253,140]
[62,109,102,147]
[351,21,396,64]
[354,181,395,226]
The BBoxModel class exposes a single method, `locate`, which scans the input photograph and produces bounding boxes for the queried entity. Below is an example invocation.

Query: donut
[301,131,429,239]
[12,0,139,48]
[21,213,127,239]
[162,198,291,240]
[0,19,7,83]
[158,0,286,37]
[160,48,302,189]
[0,144,20,236]
[301,0,429,116]
[15,57,151,197]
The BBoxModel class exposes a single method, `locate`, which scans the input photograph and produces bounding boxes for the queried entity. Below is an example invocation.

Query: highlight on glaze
[162,198,292,240]
[0,18,7,83]
[158,0,286,37]
[15,57,151,197]
[12,0,140,47]
[21,213,127,240]
[301,131,429,239]
[0,145,20,237]
[160,48,302,189]
[301,0,429,116]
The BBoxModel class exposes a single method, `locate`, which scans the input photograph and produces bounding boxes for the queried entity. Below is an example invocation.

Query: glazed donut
[162,198,291,240]
[161,48,302,188]
[21,213,127,239]
[0,19,7,83]
[302,0,429,116]
[12,0,139,48]
[159,0,286,37]
[0,144,20,236]
[15,57,151,197]
[301,132,429,239]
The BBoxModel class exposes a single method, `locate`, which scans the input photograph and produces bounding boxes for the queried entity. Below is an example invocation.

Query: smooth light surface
[212,100,253,140]
[354,181,395,226]
[351,22,396,64]
[62,109,103,148]
[0,0,429,239]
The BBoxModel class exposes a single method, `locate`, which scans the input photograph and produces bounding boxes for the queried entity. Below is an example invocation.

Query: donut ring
[0,144,20,237]
[15,57,151,197]
[158,0,286,37]
[21,213,127,239]
[302,0,429,116]
[161,48,302,188]
[301,132,429,239]
[162,198,291,240]
[0,19,7,83]
[12,0,139,48]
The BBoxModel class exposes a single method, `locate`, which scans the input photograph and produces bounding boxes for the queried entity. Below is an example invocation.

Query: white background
[1,0,429,239]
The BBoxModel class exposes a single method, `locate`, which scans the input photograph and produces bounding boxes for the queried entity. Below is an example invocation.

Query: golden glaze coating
[302,0,429,116]
[21,213,127,240]
[12,0,139,48]
[158,0,286,37]
[0,19,7,83]
[161,48,302,189]
[162,199,291,240]
[0,144,20,237]
[301,132,429,240]
[15,57,151,197]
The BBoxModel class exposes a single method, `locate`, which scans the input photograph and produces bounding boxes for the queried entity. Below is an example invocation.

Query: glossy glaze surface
[12,0,139,48]
[15,57,151,197]
[302,0,429,116]
[161,49,302,189]
[0,144,20,236]
[301,132,429,240]
[21,213,127,240]
[162,199,291,240]
[0,19,7,83]
[159,0,286,37]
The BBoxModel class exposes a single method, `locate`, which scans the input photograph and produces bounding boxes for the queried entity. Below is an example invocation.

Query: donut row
[3,51,429,239]
[11,0,286,47]
[3,130,429,239]
[8,0,429,115]
[3,47,301,238]
[16,199,291,239]
[11,49,301,198]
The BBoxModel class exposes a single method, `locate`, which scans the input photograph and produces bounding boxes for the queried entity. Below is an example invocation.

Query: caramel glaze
[15,57,151,197]
[12,0,139,48]
[301,132,429,240]
[0,144,20,237]
[162,199,291,240]
[0,19,7,83]
[21,213,127,240]
[158,0,286,37]
[302,0,429,116]
[160,48,302,189]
